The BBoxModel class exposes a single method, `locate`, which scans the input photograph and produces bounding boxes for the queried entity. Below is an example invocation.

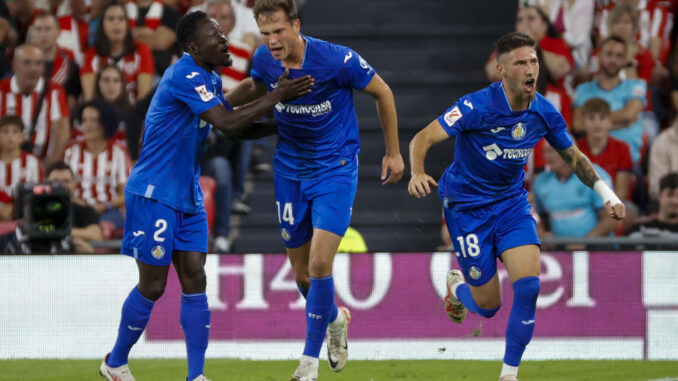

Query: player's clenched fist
[408,173,438,198]
[605,201,626,220]
[381,154,405,185]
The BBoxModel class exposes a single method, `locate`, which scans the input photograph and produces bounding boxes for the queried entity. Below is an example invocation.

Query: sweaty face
[13,46,45,92]
[81,107,105,141]
[207,4,236,36]
[598,41,626,78]
[583,112,612,140]
[103,5,128,43]
[31,16,60,51]
[499,46,539,100]
[194,18,231,68]
[98,67,124,103]
[257,9,300,61]
[0,124,25,151]
[515,7,546,42]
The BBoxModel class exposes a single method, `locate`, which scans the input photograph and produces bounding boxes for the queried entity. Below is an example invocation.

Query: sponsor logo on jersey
[511,122,527,140]
[151,245,165,260]
[281,228,291,241]
[186,71,200,79]
[443,106,462,127]
[482,143,532,161]
[274,100,333,117]
[194,84,215,102]
[468,266,482,280]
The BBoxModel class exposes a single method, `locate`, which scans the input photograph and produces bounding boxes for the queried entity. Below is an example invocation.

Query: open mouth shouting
[523,77,536,93]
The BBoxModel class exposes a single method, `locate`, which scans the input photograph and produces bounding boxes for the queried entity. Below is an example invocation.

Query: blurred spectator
[576,98,634,200]
[520,0,595,68]
[126,0,180,73]
[81,2,154,104]
[30,13,82,108]
[648,118,678,200]
[201,130,235,252]
[629,172,678,238]
[94,64,131,142]
[0,43,70,166]
[533,141,618,238]
[45,160,102,253]
[608,5,656,82]
[190,0,261,51]
[573,36,646,165]
[42,0,90,66]
[0,2,14,78]
[488,6,573,83]
[0,115,43,221]
[64,99,130,230]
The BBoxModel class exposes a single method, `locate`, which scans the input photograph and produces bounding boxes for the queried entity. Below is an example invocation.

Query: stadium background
[2,0,678,379]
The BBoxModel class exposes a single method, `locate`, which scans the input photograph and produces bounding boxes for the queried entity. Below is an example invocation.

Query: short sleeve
[435,96,479,137]
[80,48,97,75]
[543,111,573,150]
[627,79,647,107]
[171,71,222,116]
[336,48,376,90]
[573,83,589,107]
[617,140,633,172]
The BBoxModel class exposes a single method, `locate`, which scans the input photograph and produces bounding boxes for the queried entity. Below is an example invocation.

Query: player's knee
[138,280,167,301]
[181,268,207,293]
[308,256,332,277]
[476,304,501,318]
[513,276,540,306]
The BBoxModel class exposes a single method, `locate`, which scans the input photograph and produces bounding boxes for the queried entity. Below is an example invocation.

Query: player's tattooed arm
[556,145,601,188]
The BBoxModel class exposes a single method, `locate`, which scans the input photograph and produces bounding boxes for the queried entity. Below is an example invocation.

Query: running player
[408,32,625,381]
[225,1,404,380]
[99,11,313,381]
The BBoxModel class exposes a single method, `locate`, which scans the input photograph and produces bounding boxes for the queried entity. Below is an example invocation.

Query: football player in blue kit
[225,0,404,379]
[99,11,314,381]
[408,32,625,381]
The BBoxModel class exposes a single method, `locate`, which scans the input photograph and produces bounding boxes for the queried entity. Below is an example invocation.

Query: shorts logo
[468,266,482,280]
[151,245,165,260]
[443,106,462,127]
[281,228,291,241]
[511,122,527,140]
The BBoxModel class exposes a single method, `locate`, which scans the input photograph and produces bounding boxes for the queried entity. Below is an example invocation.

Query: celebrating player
[99,11,313,381]
[225,0,404,379]
[408,32,625,381]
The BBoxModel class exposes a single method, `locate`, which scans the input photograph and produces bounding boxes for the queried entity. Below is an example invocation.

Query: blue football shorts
[443,194,540,287]
[274,172,358,248]
[121,193,208,266]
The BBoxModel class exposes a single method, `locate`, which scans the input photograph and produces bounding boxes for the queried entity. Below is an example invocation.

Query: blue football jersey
[437,82,574,210]
[125,53,231,214]
[250,35,376,180]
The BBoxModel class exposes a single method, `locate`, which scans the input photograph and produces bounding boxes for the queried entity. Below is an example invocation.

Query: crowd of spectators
[0,0,265,253]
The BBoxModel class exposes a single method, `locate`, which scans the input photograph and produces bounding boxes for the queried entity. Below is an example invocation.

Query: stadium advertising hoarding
[1,252,677,360]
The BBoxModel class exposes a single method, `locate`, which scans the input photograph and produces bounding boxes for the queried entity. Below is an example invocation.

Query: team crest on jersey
[151,245,165,260]
[194,85,215,102]
[281,228,291,241]
[443,106,462,127]
[511,122,527,140]
[468,266,482,280]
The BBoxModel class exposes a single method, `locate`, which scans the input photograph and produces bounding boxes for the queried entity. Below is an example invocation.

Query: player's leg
[495,196,542,381]
[102,194,176,381]
[286,241,311,297]
[173,210,211,381]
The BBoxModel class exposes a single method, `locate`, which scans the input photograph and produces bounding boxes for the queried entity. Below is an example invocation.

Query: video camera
[13,182,72,253]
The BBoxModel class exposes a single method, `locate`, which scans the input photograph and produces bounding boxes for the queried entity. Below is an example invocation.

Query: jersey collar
[496,81,533,113]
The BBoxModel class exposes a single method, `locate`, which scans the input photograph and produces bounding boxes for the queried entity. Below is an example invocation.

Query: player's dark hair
[176,10,209,52]
[599,35,628,53]
[495,32,536,59]
[581,98,612,116]
[74,99,121,139]
[659,173,678,192]
[0,115,25,131]
[95,3,135,57]
[45,161,75,179]
[253,0,299,24]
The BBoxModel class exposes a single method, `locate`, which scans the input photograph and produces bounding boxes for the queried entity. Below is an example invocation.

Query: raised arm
[407,119,450,198]
[555,144,626,220]
[361,73,404,185]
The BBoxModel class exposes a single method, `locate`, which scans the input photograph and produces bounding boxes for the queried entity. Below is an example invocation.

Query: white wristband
[593,179,622,206]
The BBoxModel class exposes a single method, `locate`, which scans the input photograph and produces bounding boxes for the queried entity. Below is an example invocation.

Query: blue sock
[181,293,211,380]
[298,282,338,323]
[302,276,335,358]
[504,276,540,366]
[455,283,480,314]
[108,287,154,367]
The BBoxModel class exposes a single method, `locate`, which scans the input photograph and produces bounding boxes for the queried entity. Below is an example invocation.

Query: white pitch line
[647,378,678,381]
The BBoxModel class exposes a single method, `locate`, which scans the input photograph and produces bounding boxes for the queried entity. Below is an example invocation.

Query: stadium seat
[199,176,216,232]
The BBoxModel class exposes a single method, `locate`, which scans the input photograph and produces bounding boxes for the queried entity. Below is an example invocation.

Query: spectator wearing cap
[63,99,130,230]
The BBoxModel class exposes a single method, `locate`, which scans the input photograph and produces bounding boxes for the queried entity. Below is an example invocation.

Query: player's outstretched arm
[200,69,313,139]
[224,77,268,108]
[556,144,626,220]
[407,119,449,198]
[361,74,404,185]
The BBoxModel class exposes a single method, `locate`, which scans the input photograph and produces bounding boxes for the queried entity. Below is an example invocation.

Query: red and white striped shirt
[56,15,88,66]
[81,41,155,104]
[0,152,43,200]
[49,47,76,86]
[126,0,164,30]
[0,77,69,159]
[220,40,252,93]
[63,139,131,205]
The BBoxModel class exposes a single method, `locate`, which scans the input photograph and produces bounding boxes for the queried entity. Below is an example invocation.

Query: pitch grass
[1,359,678,380]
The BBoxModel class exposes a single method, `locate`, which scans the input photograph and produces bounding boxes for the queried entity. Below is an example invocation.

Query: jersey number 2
[276,202,295,225]
[456,234,480,258]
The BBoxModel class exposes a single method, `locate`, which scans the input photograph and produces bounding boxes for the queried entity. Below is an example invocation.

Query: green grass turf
[1,359,677,380]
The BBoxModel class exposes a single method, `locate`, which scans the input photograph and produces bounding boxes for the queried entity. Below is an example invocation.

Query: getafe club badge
[469,266,482,280]
[151,245,166,260]
[281,228,291,241]
[511,122,527,140]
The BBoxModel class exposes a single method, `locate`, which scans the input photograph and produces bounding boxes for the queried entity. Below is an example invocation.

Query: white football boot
[100,354,136,381]
[289,355,319,381]
[444,269,467,324]
[326,306,351,372]
[188,375,212,381]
